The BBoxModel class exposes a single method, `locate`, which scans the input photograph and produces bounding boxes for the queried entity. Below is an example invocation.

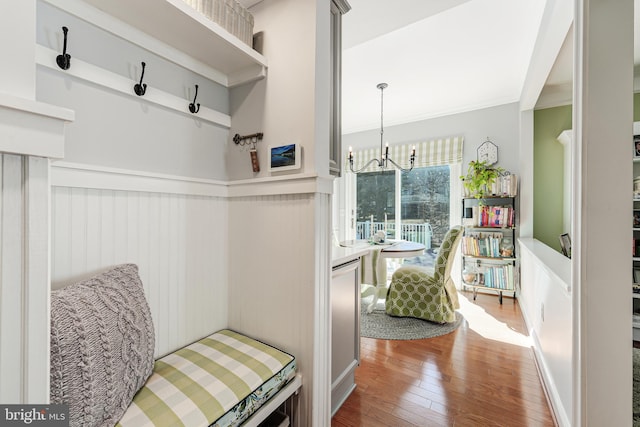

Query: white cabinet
[331,258,360,415]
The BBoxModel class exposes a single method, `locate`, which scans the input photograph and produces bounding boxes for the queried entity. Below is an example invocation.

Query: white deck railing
[356,221,432,249]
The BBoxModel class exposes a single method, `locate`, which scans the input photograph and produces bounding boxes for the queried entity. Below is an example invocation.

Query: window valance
[347,135,464,173]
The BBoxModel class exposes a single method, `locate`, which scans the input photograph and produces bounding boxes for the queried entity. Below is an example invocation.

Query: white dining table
[339,239,425,258]
[339,239,426,312]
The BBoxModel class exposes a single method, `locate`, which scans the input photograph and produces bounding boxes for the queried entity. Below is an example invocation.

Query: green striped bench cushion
[116,329,296,427]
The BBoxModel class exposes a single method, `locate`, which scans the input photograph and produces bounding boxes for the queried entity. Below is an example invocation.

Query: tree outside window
[355,166,450,247]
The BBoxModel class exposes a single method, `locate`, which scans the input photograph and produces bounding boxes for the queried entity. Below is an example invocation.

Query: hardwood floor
[331,291,556,427]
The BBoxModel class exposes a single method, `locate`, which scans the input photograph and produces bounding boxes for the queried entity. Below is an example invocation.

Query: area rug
[360,306,463,340]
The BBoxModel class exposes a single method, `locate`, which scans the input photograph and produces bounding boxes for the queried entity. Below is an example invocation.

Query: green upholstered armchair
[385,226,463,323]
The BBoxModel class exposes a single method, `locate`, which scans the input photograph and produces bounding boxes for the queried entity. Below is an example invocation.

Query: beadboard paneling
[228,192,332,427]
[51,187,229,357]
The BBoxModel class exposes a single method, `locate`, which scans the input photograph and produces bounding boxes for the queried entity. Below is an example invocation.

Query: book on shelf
[464,205,514,228]
[475,265,515,290]
[461,231,507,258]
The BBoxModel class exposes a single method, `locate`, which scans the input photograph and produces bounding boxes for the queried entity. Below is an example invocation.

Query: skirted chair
[385,226,463,323]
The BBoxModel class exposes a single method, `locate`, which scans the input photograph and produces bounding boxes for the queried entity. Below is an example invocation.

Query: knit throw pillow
[50,264,155,427]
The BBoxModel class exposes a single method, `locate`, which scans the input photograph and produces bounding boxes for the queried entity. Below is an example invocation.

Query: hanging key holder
[249,142,260,172]
[233,132,263,172]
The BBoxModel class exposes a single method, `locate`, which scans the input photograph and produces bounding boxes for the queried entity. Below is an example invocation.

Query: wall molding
[51,161,335,198]
[228,174,334,197]
[0,92,73,159]
[51,161,228,197]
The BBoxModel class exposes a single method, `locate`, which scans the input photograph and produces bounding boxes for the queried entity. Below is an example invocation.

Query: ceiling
[341,0,549,134]
[240,0,639,135]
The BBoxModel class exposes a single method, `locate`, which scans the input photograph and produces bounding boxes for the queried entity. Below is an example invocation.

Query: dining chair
[385,226,463,323]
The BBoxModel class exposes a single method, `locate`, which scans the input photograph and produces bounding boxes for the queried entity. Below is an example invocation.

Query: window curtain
[347,135,464,173]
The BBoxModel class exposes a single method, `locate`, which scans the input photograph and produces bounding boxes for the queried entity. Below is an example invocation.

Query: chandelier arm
[349,157,383,173]
[385,157,414,172]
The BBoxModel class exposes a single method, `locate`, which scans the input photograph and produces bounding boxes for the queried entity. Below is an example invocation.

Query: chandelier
[348,83,415,173]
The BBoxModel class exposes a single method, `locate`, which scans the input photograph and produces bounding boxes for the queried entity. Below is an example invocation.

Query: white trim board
[36,45,231,129]
[51,161,335,198]
[51,161,228,197]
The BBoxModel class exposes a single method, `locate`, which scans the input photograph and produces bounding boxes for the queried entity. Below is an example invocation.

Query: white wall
[227,1,335,425]
[0,0,36,99]
[573,0,634,424]
[36,1,229,180]
[228,0,324,181]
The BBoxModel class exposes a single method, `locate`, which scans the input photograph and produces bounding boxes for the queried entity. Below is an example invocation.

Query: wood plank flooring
[332,291,556,427]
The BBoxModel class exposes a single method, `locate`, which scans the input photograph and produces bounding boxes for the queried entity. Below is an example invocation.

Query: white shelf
[46,0,267,87]
[462,255,516,262]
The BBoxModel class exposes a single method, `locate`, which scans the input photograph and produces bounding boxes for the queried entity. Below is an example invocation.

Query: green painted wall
[533,105,572,252]
[533,94,639,252]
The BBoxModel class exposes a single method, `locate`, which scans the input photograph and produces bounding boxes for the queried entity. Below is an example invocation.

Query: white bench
[50,264,300,427]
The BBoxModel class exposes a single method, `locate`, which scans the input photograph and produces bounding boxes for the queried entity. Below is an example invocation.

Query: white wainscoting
[518,238,572,427]
[51,185,229,358]
[228,192,332,427]
[50,164,333,425]
[0,155,50,404]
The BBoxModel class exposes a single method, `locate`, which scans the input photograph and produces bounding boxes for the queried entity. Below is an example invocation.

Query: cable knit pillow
[50,264,155,427]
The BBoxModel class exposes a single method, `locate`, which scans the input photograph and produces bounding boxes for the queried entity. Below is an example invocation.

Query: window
[342,135,463,248]
[356,170,395,238]
[401,166,450,246]
[354,166,450,248]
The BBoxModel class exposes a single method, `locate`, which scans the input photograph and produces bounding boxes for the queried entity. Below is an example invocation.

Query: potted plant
[460,160,504,199]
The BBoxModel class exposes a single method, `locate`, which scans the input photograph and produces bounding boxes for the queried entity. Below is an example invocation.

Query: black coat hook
[134,62,147,96]
[56,26,71,70]
[189,84,200,114]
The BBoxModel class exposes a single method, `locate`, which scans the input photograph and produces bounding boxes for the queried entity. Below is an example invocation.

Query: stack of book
[463,205,515,228]
[477,265,515,290]
[461,231,505,258]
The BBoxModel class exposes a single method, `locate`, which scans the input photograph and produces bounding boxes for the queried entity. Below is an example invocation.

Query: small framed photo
[634,135,640,158]
[559,233,571,258]
[269,143,301,172]
[634,211,640,228]
[634,268,640,284]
